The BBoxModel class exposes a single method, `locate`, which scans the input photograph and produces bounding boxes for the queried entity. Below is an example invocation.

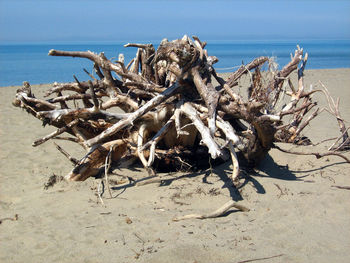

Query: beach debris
[331,185,350,190]
[236,253,284,263]
[13,35,350,220]
[173,200,250,221]
[44,173,64,190]
[0,214,19,224]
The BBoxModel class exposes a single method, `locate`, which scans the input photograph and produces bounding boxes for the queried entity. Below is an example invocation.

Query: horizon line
[1,37,350,46]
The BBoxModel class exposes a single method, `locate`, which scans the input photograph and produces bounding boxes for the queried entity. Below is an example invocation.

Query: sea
[0,39,349,87]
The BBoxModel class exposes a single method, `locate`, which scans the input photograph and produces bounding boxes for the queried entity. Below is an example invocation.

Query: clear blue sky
[0,0,349,44]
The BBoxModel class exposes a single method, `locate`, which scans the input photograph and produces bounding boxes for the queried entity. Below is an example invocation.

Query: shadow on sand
[107,153,346,202]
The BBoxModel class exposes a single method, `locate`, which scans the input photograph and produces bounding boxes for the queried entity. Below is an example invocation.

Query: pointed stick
[54,142,79,165]
[33,119,79,147]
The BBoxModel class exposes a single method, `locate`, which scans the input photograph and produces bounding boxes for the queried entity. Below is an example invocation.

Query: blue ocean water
[0,40,349,87]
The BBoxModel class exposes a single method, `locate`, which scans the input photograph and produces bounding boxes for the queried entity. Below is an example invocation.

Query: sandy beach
[1,68,350,263]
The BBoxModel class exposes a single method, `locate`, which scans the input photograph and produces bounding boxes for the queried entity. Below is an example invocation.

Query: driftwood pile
[13,36,349,219]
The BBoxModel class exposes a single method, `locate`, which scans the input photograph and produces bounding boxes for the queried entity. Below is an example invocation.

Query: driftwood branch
[173,200,250,221]
[274,145,350,163]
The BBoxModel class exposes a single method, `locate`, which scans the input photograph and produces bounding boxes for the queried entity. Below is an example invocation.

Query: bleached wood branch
[173,200,249,221]
[85,81,182,147]
[274,144,350,163]
[33,119,79,147]
[319,81,350,150]
[181,102,222,159]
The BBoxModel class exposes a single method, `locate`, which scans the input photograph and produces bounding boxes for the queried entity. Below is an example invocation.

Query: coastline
[1,68,350,263]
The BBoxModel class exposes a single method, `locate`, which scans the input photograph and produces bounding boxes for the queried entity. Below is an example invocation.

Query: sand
[1,68,350,263]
